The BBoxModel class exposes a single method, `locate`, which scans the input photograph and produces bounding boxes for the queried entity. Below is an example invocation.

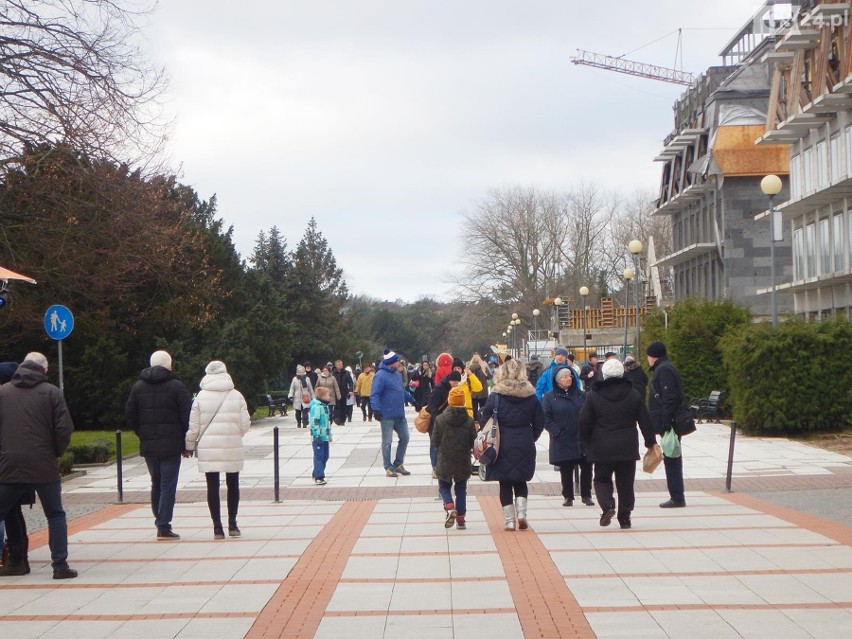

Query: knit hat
[555,367,573,384]
[647,341,667,358]
[554,347,569,358]
[448,386,466,406]
[624,355,635,365]
[150,350,172,370]
[296,364,306,375]
[0,361,18,384]
[529,355,539,362]
[205,360,227,375]
[383,349,400,365]
[602,359,624,379]
[324,362,334,371]
[447,370,462,382]
[452,357,465,370]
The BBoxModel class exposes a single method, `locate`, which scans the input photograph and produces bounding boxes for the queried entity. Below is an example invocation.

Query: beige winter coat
[186,372,251,473]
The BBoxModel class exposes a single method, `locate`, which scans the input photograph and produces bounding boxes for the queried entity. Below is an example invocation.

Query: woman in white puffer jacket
[186,360,251,539]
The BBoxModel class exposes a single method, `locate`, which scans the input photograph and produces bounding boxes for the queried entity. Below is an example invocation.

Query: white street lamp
[579,286,589,360]
[628,241,644,356]
[761,174,783,328]
[532,308,540,358]
[623,268,634,354]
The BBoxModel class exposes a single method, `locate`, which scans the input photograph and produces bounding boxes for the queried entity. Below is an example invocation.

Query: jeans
[498,481,528,507]
[144,454,182,531]
[593,460,637,517]
[380,416,410,470]
[312,439,330,479]
[205,472,240,527]
[0,481,68,569]
[663,454,685,503]
[438,478,468,516]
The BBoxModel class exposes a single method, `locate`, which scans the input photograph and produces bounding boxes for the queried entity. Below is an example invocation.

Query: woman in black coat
[479,359,544,532]
[579,359,656,530]
[541,366,594,507]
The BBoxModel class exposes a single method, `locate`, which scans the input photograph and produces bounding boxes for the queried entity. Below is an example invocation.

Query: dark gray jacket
[579,377,655,463]
[0,361,74,483]
[431,406,476,482]
[541,366,586,464]
[126,366,191,457]
[648,357,684,435]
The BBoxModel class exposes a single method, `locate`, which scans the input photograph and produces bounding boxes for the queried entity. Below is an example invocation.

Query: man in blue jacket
[370,349,411,477]
[535,347,570,400]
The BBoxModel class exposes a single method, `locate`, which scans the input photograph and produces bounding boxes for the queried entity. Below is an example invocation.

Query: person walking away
[426,370,462,475]
[354,362,375,421]
[433,352,453,386]
[371,349,411,477]
[647,341,687,508]
[314,363,342,417]
[308,387,333,485]
[185,360,251,539]
[432,386,476,529]
[303,361,318,389]
[344,366,356,422]
[580,353,603,391]
[413,361,433,412]
[536,347,570,400]
[622,355,648,403]
[468,353,490,421]
[126,350,191,540]
[526,355,544,388]
[479,359,544,531]
[541,366,594,507]
[0,353,77,579]
[288,365,314,428]
[579,359,655,529]
[332,360,354,425]
[0,361,18,568]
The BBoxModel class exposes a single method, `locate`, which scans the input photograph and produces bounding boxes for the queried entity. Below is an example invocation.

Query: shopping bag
[642,443,664,473]
[661,428,681,458]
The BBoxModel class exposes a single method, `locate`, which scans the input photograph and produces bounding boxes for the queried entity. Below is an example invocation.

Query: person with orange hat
[431,386,477,530]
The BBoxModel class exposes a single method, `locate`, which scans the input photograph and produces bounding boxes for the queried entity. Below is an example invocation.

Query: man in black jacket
[126,350,191,540]
[646,341,686,508]
[0,353,77,579]
[332,359,354,425]
[580,353,603,391]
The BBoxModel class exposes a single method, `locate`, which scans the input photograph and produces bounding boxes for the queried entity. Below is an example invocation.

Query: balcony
[652,243,717,269]
[778,174,852,217]
[652,180,716,217]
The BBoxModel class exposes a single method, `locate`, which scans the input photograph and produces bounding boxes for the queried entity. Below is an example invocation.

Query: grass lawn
[70,430,140,458]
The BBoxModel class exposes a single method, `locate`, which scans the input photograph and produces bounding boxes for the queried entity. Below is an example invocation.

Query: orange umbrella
[0,267,37,284]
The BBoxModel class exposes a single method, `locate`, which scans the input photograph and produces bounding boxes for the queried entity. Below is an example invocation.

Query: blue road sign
[44,305,74,340]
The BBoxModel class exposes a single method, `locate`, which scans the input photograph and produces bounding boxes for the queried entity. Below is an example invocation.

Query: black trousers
[471,397,487,422]
[498,481,528,507]
[361,400,373,420]
[206,472,240,527]
[556,458,592,500]
[593,460,636,517]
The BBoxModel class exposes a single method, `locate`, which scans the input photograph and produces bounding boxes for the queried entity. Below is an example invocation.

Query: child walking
[309,387,333,485]
[431,386,477,529]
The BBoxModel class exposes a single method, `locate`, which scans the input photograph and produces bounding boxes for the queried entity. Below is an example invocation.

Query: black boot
[0,544,27,576]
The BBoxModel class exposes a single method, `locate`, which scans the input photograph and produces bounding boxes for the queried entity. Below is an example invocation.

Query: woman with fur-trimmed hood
[478,358,544,532]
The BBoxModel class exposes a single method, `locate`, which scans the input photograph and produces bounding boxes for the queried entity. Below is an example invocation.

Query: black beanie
[452,357,465,370]
[447,370,462,382]
[646,341,667,358]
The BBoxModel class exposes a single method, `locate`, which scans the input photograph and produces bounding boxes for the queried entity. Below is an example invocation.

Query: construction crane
[571,49,695,86]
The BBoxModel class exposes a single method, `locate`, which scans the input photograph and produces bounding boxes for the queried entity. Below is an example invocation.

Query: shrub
[68,441,112,464]
[644,298,751,401]
[720,319,852,433]
[58,451,75,475]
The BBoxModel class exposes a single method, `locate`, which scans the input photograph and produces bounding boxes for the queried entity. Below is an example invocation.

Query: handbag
[642,443,663,473]
[473,395,500,465]
[673,406,697,437]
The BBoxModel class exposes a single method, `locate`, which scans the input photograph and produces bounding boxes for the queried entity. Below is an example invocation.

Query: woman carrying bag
[185,361,251,539]
[289,365,314,428]
[479,358,544,531]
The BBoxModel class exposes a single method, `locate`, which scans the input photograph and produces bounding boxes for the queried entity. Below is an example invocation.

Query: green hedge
[644,298,751,401]
[68,442,112,464]
[58,451,75,475]
[720,319,852,433]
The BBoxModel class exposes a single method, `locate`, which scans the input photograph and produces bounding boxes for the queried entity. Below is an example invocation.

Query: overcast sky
[145,0,762,301]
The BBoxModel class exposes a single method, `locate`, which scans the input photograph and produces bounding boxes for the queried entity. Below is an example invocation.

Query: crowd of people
[0,340,686,579]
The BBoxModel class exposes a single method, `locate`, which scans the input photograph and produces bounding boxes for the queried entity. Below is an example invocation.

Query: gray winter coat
[0,361,74,483]
[431,406,476,482]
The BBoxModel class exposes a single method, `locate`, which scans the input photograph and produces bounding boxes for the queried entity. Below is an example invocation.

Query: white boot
[502,504,516,531]
[515,496,528,530]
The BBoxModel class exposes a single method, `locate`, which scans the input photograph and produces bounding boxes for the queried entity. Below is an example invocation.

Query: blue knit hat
[383,348,400,365]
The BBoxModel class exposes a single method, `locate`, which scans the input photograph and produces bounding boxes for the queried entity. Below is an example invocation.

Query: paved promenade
[3,408,852,638]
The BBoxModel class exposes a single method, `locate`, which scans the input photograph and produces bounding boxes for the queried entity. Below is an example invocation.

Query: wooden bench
[689,391,725,423]
[264,394,288,417]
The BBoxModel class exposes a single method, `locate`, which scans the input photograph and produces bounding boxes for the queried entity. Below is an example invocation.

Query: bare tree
[0,0,169,170]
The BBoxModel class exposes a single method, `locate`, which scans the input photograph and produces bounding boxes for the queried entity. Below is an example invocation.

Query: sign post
[44,305,74,392]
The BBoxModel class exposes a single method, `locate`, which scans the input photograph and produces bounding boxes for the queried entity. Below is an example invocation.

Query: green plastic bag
[661,428,681,458]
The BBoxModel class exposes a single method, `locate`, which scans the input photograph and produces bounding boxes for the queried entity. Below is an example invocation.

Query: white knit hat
[23,352,48,370]
[601,359,624,380]
[205,360,227,375]
[150,350,172,370]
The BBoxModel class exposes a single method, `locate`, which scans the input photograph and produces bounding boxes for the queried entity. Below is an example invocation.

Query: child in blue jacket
[309,387,333,485]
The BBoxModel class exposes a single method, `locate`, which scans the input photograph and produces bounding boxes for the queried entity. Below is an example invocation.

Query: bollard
[273,425,281,503]
[725,421,737,493]
[115,430,123,503]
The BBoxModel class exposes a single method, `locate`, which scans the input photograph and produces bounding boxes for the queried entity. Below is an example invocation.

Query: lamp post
[623,268,634,355]
[761,174,783,328]
[532,308,540,350]
[514,318,522,358]
[628,240,643,357]
[579,286,589,360]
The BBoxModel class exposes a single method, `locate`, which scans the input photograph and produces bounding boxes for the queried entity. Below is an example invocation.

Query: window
[846,125,852,179]
[817,141,828,188]
[834,213,844,272]
[830,135,841,183]
[790,155,801,200]
[794,227,804,281]
[820,217,830,275]
[803,147,814,193]
[806,222,816,277]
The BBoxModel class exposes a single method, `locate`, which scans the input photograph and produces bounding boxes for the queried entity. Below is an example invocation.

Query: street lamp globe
[628,240,643,255]
[533,308,540,317]
[623,268,634,280]
[760,174,783,196]
[553,296,562,306]
[511,312,519,320]
[579,286,589,297]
